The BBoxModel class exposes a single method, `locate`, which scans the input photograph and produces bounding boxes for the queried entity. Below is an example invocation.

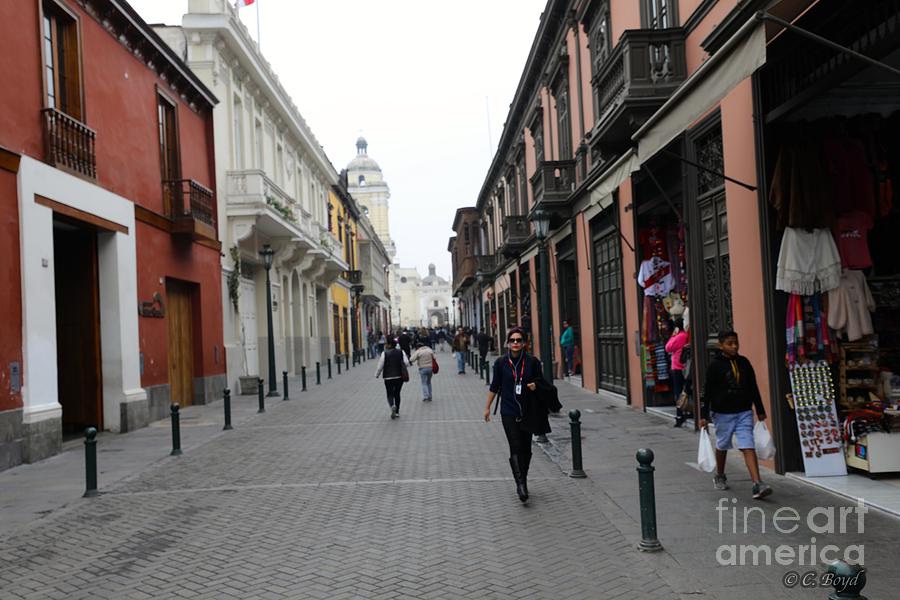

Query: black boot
[519,453,531,500]
[509,456,528,502]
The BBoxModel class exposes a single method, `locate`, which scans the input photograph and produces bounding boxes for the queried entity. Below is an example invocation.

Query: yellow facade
[328,188,360,356]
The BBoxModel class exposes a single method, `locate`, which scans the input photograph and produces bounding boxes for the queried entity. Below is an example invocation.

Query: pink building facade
[450,0,900,479]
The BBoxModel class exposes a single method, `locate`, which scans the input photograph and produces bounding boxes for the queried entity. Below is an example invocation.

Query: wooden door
[166,280,195,407]
[54,225,102,433]
[592,218,628,395]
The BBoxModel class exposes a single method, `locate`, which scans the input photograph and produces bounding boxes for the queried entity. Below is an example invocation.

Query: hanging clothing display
[827,269,876,342]
[768,138,835,231]
[637,256,675,297]
[775,227,842,295]
[833,211,874,269]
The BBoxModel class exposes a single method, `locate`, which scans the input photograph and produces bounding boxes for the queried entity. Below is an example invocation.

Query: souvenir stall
[769,114,900,475]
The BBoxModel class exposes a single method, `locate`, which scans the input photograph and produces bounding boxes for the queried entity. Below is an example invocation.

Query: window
[42,1,82,119]
[233,96,244,169]
[158,94,180,182]
[518,158,527,214]
[641,0,677,29]
[327,203,334,233]
[507,170,518,215]
[338,215,344,242]
[158,93,180,213]
[276,144,284,185]
[358,175,366,186]
[556,85,571,160]
[254,119,263,168]
[533,124,544,165]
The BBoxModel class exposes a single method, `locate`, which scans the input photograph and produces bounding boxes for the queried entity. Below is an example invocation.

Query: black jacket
[700,352,766,420]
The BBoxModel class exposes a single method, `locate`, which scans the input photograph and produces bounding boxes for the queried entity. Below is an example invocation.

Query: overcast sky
[129,0,547,279]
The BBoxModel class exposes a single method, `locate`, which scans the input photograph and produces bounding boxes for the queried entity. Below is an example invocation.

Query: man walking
[452,327,469,374]
[398,329,412,360]
[560,320,575,377]
[699,330,772,500]
[477,327,492,370]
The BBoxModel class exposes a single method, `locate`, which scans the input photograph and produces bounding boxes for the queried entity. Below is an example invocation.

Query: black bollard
[485,360,491,386]
[479,358,484,380]
[223,388,233,430]
[327,358,332,379]
[636,448,663,552]
[257,378,265,413]
[301,366,307,391]
[170,404,182,456]
[825,560,867,599]
[84,427,98,497]
[568,409,587,478]
[337,355,342,375]
[316,362,321,385]
[346,353,350,370]
[283,370,290,401]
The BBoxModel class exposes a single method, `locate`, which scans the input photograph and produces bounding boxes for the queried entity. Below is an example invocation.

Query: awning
[632,16,767,165]
[586,148,639,213]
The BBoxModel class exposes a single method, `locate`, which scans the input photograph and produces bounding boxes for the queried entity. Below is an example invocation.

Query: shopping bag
[431,356,440,374]
[754,421,776,460]
[697,428,716,472]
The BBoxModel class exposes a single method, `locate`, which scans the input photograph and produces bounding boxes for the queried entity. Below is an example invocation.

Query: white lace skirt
[775,228,841,295]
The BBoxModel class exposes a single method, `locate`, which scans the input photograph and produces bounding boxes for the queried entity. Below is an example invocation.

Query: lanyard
[507,354,525,387]
[729,359,741,384]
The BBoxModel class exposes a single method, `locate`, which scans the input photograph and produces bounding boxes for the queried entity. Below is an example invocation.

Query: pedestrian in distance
[398,329,412,360]
[375,338,410,419]
[665,318,690,427]
[409,341,436,401]
[483,327,547,503]
[452,327,469,374]
[476,327,491,369]
[699,330,772,499]
[559,320,575,377]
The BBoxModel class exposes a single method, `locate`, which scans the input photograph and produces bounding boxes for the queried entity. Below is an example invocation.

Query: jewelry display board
[790,362,848,477]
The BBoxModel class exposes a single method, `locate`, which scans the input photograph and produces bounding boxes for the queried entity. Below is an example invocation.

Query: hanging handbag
[676,390,691,412]
[401,360,409,382]
[431,356,440,374]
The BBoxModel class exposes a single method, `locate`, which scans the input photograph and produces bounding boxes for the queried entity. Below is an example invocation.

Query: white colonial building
[156,0,347,392]
[391,264,452,329]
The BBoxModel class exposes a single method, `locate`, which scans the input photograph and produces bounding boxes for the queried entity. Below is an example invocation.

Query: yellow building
[328,181,361,358]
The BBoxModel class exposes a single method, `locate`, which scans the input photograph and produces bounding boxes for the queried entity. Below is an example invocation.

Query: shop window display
[769,114,900,474]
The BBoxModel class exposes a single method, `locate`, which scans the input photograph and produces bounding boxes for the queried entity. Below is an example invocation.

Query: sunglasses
[508,338,524,343]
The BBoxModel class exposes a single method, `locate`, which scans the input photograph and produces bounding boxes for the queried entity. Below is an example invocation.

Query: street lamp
[531,209,553,382]
[260,243,279,397]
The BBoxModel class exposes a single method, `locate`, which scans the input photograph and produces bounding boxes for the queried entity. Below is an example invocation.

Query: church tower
[346,137,396,259]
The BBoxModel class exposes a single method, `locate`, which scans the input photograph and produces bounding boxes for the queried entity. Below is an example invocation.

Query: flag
[235,0,255,8]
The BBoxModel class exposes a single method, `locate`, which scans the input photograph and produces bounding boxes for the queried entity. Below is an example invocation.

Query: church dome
[348,136,382,172]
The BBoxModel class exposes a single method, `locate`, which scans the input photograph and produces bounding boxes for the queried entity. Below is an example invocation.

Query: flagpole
[256,0,261,52]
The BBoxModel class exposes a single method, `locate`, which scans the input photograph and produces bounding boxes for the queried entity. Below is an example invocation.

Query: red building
[0,0,224,469]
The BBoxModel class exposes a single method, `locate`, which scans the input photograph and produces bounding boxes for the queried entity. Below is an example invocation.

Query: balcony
[476,254,501,279]
[346,269,363,285]
[590,28,686,158]
[499,215,530,257]
[164,179,216,240]
[452,255,477,296]
[226,170,317,243]
[41,108,96,180]
[530,159,576,216]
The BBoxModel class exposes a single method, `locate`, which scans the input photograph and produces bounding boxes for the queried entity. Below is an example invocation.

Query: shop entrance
[166,279,196,407]
[757,0,900,476]
[591,211,627,396]
[556,236,580,376]
[54,219,103,434]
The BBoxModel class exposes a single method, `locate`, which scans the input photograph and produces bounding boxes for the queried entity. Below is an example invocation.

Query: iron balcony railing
[164,179,215,228]
[41,107,97,180]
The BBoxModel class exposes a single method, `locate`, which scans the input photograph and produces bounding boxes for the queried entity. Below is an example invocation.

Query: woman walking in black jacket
[375,339,411,419]
[483,327,545,502]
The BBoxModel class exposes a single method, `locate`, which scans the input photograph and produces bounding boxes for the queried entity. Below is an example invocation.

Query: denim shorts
[711,410,754,450]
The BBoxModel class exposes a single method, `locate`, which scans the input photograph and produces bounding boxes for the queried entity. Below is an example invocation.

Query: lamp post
[260,244,279,397]
[531,209,553,382]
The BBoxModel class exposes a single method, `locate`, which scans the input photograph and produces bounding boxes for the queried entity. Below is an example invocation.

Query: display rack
[839,337,880,410]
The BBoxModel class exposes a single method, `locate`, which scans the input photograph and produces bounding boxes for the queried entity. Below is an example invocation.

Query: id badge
[515,383,522,395]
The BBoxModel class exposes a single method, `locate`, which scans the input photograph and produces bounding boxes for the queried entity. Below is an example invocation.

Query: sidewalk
[543,378,900,598]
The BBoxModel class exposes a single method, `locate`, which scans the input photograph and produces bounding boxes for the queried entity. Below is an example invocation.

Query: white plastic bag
[697,428,716,472]
[754,421,776,460]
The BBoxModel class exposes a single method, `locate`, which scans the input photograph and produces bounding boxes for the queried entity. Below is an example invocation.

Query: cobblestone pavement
[0,352,675,600]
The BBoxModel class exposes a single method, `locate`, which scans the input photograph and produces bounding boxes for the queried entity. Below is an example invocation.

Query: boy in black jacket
[699,331,772,500]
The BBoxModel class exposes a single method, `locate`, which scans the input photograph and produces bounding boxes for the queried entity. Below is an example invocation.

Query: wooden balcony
[500,215,530,257]
[164,179,217,241]
[530,159,576,214]
[453,254,477,295]
[41,108,97,180]
[476,254,501,278]
[590,28,686,159]
[346,269,363,285]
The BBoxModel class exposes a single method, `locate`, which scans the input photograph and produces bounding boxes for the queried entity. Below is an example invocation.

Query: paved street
[1,349,899,599]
